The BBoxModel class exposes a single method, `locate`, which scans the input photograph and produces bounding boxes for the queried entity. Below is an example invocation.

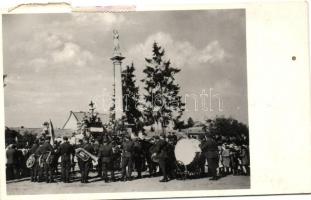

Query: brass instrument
[75,147,99,166]
[26,154,36,168]
[46,151,53,165]
[151,153,159,163]
[38,151,52,167]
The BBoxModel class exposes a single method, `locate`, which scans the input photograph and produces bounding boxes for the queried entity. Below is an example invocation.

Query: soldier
[154,135,170,182]
[98,137,114,182]
[6,144,18,180]
[200,134,219,180]
[120,135,134,181]
[76,139,84,181]
[166,137,176,180]
[41,137,54,183]
[29,140,39,182]
[59,136,74,183]
[133,137,144,179]
[34,139,45,182]
[92,139,101,177]
[80,137,94,183]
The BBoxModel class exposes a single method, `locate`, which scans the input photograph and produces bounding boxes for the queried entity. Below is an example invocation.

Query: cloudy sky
[3,10,248,128]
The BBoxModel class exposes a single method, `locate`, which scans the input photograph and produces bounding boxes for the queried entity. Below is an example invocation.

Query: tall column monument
[110,30,125,120]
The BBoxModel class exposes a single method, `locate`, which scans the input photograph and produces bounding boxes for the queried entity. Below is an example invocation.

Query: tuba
[75,148,99,166]
[26,154,36,168]
[151,153,160,163]
[38,151,52,167]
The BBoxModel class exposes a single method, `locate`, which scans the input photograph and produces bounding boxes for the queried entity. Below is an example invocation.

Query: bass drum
[174,138,201,166]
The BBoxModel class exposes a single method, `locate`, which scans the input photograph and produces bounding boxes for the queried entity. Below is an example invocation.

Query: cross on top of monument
[89,100,95,116]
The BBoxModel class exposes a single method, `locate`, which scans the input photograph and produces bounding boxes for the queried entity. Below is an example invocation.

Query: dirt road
[6,172,250,195]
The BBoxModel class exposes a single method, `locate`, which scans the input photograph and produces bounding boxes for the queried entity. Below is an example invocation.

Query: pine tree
[122,62,142,134]
[141,42,185,134]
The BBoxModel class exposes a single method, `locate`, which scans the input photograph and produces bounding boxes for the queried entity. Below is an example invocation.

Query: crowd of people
[6,131,250,184]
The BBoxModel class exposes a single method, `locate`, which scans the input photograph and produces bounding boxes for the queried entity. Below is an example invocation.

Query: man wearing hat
[29,139,39,182]
[40,137,54,183]
[76,139,84,181]
[98,136,114,182]
[200,133,219,180]
[59,136,74,183]
[6,144,18,180]
[154,134,170,182]
[120,135,134,181]
[34,138,44,182]
[80,137,94,183]
[133,137,144,179]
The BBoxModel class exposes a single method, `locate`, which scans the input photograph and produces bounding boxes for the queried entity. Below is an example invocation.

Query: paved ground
[6,172,250,195]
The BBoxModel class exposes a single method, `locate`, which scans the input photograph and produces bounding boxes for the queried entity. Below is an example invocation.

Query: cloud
[126,32,228,72]
[198,41,226,64]
[52,42,94,67]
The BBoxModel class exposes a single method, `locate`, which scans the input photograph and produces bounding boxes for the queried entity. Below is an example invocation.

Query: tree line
[111,41,248,139]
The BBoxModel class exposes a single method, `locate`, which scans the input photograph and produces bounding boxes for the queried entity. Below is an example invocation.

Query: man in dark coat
[40,137,54,183]
[200,134,219,180]
[34,139,45,182]
[121,135,134,181]
[92,139,101,177]
[59,136,74,183]
[166,137,176,180]
[154,135,169,182]
[29,140,39,182]
[6,144,18,180]
[133,137,144,179]
[98,137,114,182]
[80,137,95,183]
[142,139,157,177]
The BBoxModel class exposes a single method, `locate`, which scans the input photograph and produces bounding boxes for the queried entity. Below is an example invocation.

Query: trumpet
[75,148,99,166]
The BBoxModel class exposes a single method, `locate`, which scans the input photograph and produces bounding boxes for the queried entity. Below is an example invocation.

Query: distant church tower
[110,30,125,120]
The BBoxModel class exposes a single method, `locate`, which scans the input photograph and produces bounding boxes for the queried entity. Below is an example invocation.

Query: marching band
[6,130,250,184]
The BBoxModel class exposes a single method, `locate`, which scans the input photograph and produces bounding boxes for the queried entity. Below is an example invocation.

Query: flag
[49,119,55,145]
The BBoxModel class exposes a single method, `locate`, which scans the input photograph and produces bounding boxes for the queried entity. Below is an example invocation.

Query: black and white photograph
[3,10,250,195]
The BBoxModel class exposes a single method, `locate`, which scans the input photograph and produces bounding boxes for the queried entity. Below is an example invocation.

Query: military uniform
[40,141,54,183]
[98,141,114,182]
[200,135,219,180]
[121,138,134,180]
[29,143,39,182]
[6,145,18,180]
[80,142,94,183]
[34,143,44,182]
[133,139,144,179]
[92,141,101,177]
[59,139,74,183]
[156,138,170,182]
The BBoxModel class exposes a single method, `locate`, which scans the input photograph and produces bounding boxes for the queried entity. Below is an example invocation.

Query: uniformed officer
[120,135,134,181]
[92,139,101,177]
[200,134,219,180]
[40,137,54,183]
[166,137,176,180]
[154,135,169,182]
[133,137,144,179]
[34,139,44,182]
[80,137,94,183]
[97,137,114,182]
[6,144,18,180]
[29,140,39,182]
[59,136,74,183]
[76,139,84,181]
